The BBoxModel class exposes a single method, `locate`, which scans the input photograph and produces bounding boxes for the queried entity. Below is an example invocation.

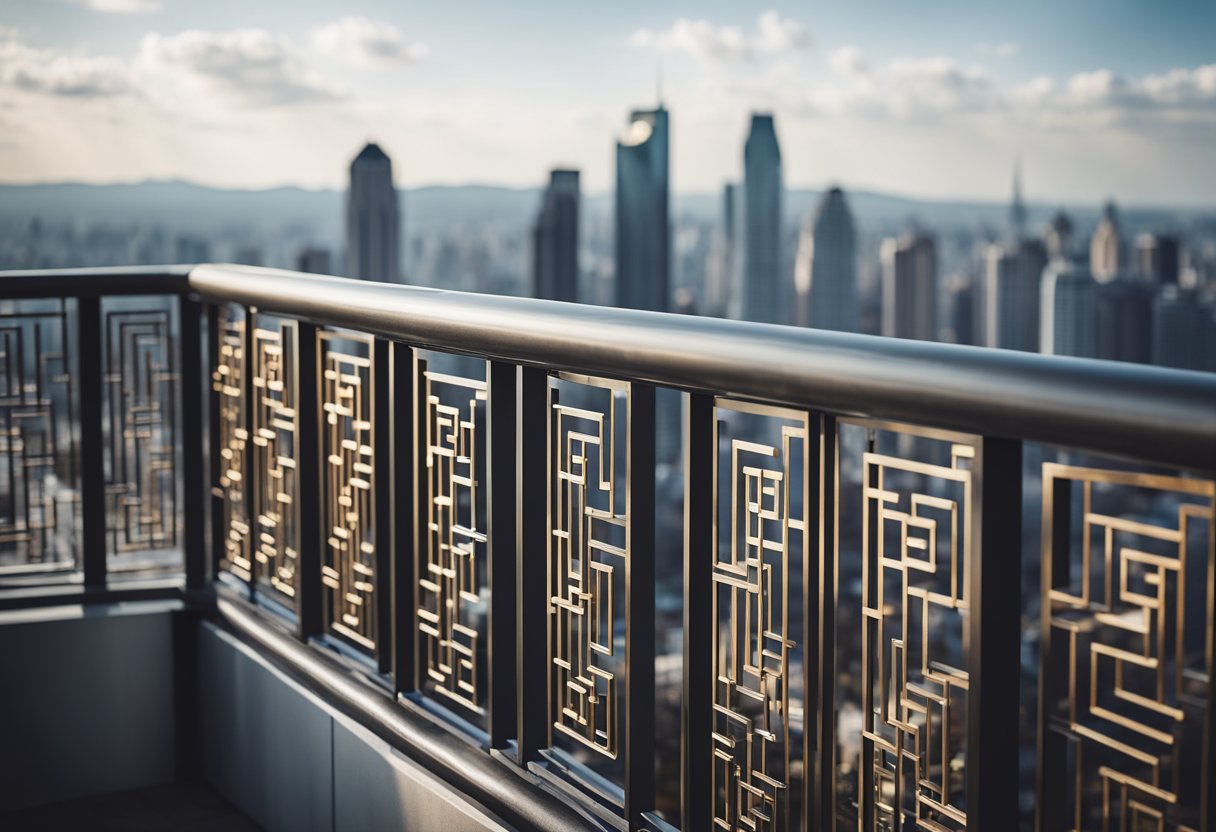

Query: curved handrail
[187,263,1216,471]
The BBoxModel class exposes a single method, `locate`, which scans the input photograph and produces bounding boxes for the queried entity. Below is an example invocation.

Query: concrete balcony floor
[0,781,261,831]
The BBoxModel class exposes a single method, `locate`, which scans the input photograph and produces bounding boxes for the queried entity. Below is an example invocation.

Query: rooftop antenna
[656,61,664,108]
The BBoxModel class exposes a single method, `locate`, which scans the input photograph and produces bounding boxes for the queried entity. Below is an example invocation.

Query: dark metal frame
[2,263,1214,832]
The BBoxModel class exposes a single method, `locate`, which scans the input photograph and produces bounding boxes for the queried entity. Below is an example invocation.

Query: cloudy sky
[1,0,1213,203]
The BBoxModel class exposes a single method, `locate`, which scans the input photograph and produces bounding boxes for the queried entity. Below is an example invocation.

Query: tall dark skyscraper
[615,105,669,311]
[346,142,400,283]
[882,233,938,341]
[1152,286,1216,371]
[532,169,580,302]
[743,114,782,324]
[1096,277,1153,363]
[1136,233,1181,285]
[793,186,857,331]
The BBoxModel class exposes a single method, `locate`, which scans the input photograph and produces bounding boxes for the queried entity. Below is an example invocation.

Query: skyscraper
[346,142,400,283]
[1010,159,1027,241]
[532,169,580,302]
[1152,286,1216,371]
[984,239,1048,352]
[1090,200,1124,283]
[794,186,857,331]
[1045,211,1074,261]
[1095,277,1153,363]
[881,233,938,341]
[1136,233,1180,285]
[704,183,738,318]
[615,106,669,311]
[1041,262,1098,358]
[743,114,782,324]
[297,247,332,275]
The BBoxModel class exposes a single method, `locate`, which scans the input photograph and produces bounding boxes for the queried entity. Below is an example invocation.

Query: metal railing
[1,263,1213,832]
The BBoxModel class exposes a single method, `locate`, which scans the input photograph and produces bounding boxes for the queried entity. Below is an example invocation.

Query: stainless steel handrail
[187,263,1216,471]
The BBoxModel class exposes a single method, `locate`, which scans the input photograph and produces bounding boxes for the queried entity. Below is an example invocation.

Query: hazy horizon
[1,1,1213,203]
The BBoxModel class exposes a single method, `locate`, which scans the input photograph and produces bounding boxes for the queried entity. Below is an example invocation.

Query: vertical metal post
[241,307,256,597]
[967,436,1022,831]
[681,392,714,832]
[625,381,656,826]
[295,321,324,640]
[516,365,548,763]
[79,295,106,588]
[412,355,430,693]
[487,360,518,748]
[179,294,206,591]
[392,342,418,696]
[809,413,838,831]
[373,338,394,674]
[1037,473,1072,832]
[208,304,224,582]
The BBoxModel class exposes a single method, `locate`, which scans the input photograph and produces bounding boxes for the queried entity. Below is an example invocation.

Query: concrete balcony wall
[0,602,179,812]
[198,622,515,832]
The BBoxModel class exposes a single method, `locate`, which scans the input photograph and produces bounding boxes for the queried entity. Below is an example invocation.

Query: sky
[0,0,1214,204]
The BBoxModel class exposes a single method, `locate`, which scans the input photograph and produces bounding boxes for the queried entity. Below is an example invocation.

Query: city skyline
[1,2,1214,203]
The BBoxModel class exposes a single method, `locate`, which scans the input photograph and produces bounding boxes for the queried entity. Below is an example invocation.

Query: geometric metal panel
[711,399,807,832]
[419,364,488,720]
[213,304,250,581]
[252,316,298,603]
[319,331,377,652]
[0,299,77,573]
[1041,463,1213,832]
[860,439,973,831]
[103,304,179,560]
[550,372,629,761]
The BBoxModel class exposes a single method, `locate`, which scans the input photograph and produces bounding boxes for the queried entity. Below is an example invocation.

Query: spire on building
[1010,157,1027,242]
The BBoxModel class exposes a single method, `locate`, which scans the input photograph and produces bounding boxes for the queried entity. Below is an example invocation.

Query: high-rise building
[346,142,400,283]
[1045,211,1074,262]
[1041,262,1097,358]
[1090,200,1123,283]
[1136,233,1181,285]
[743,114,782,323]
[943,274,977,345]
[532,169,580,302]
[793,186,857,331]
[297,247,332,275]
[615,106,669,311]
[1152,286,1216,371]
[704,183,738,318]
[984,239,1048,352]
[1096,277,1153,363]
[881,233,938,341]
[1010,159,1027,242]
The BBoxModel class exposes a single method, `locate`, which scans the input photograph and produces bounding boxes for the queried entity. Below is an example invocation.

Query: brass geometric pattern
[419,366,488,717]
[711,400,807,832]
[103,306,178,556]
[550,373,628,759]
[212,304,250,580]
[1043,463,1213,832]
[319,331,377,652]
[251,317,298,602]
[860,441,973,831]
[0,299,76,572]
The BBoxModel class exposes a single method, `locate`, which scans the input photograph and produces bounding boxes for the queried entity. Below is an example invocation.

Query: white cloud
[75,0,162,13]
[0,29,136,97]
[137,29,342,107]
[312,17,428,67]
[629,10,810,62]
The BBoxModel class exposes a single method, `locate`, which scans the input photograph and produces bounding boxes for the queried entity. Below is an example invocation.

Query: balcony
[0,263,1213,831]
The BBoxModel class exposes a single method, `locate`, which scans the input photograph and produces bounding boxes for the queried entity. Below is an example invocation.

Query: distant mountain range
[1,179,1208,242]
